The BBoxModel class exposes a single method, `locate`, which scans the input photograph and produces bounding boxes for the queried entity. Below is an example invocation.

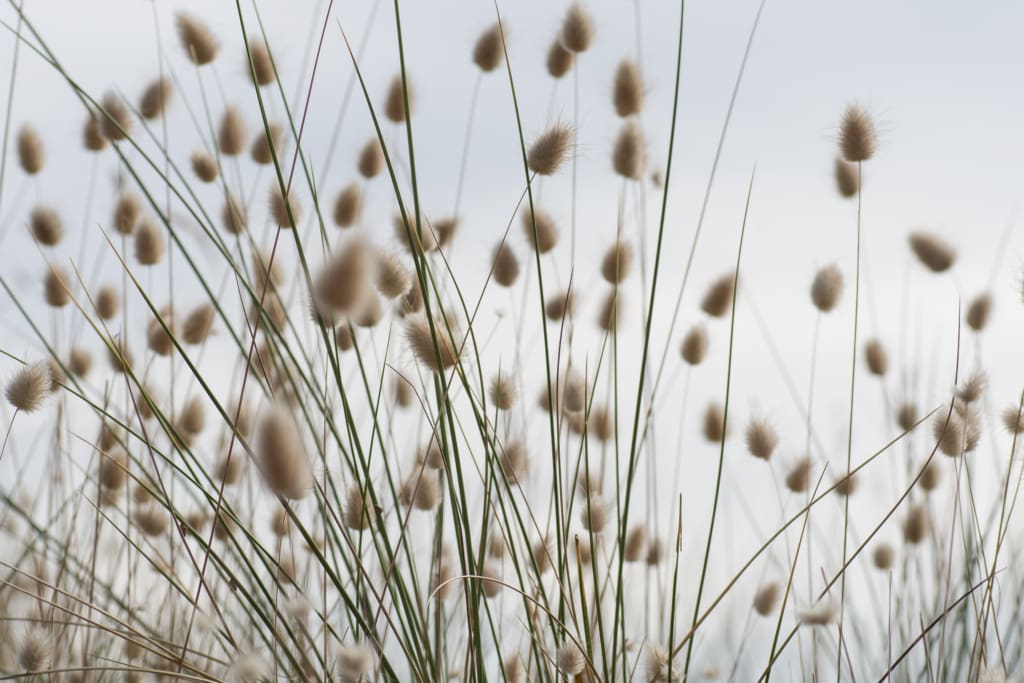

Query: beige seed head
[17,629,50,673]
[624,525,648,562]
[489,374,517,410]
[503,654,525,683]
[560,3,594,53]
[481,560,502,598]
[176,12,219,65]
[376,249,412,299]
[545,288,575,321]
[252,247,283,290]
[100,92,132,141]
[680,324,708,365]
[753,582,780,616]
[44,264,71,307]
[745,418,778,461]
[612,120,646,180]
[701,273,736,318]
[919,459,942,491]
[181,396,206,435]
[250,122,284,165]
[29,205,63,246]
[135,219,165,265]
[83,114,108,152]
[957,371,986,403]
[838,103,877,162]
[113,192,141,235]
[384,74,412,123]
[872,543,895,570]
[434,216,458,248]
[908,231,956,273]
[597,289,621,332]
[799,602,839,627]
[222,195,247,234]
[590,404,614,442]
[646,537,664,565]
[864,338,888,376]
[68,347,92,377]
[401,466,441,510]
[270,506,291,537]
[95,282,119,321]
[1002,405,1024,434]
[522,207,559,253]
[357,138,385,178]
[107,337,134,374]
[785,457,812,493]
[134,506,170,536]
[353,291,383,328]
[555,642,585,676]
[269,184,302,227]
[216,452,246,485]
[492,241,520,287]
[247,37,276,85]
[406,315,460,372]
[473,22,506,72]
[834,157,859,198]
[933,406,981,457]
[333,183,362,228]
[182,303,215,344]
[546,38,575,78]
[392,373,413,408]
[190,151,219,183]
[702,401,727,443]
[5,362,50,412]
[527,123,573,176]
[17,124,44,175]
[393,213,438,253]
[98,446,128,490]
[218,106,246,156]
[902,504,929,544]
[810,263,843,312]
[139,77,172,119]
[315,239,374,313]
[499,440,528,480]
[965,292,993,332]
[257,404,313,499]
[834,471,858,496]
[601,240,633,284]
[344,483,377,530]
[896,401,918,431]
[612,58,643,117]
[147,308,176,357]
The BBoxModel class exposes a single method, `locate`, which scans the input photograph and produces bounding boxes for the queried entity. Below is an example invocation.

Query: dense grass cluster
[0,1,1021,681]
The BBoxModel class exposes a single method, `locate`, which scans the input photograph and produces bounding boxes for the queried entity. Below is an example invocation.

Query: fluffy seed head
[384,74,412,123]
[966,292,993,332]
[545,288,575,321]
[492,242,520,287]
[17,630,49,672]
[909,231,956,273]
[357,138,385,178]
[1002,405,1024,434]
[702,401,727,443]
[799,602,838,626]
[218,106,246,156]
[838,103,877,162]
[745,418,778,461]
[232,653,270,683]
[139,77,172,119]
[902,504,929,544]
[182,303,215,344]
[590,404,614,442]
[191,151,219,183]
[269,184,302,228]
[134,506,170,536]
[834,471,858,496]
[522,207,559,253]
[489,374,517,410]
[920,459,942,491]
[810,264,843,312]
[785,457,812,493]
[612,120,646,179]
[834,157,859,198]
[597,289,621,332]
[216,452,246,485]
[560,3,594,53]
[176,13,219,65]
[333,183,362,228]
[546,39,575,78]
[473,22,505,72]
[257,405,313,499]
[147,308,176,357]
[503,654,525,683]
[392,373,413,408]
[247,38,276,85]
[315,239,374,313]
[601,240,633,284]
[406,315,460,372]
[44,264,71,307]
[344,483,377,530]
[555,642,585,676]
[336,644,375,683]
[100,92,132,141]
[624,525,648,562]
[481,560,502,598]
[113,192,141,235]
[753,582,780,616]
[896,401,918,431]
[106,337,133,374]
[392,213,438,253]
[701,273,736,318]
[375,250,411,299]
[68,347,92,377]
[250,122,284,165]
[527,123,573,176]
[401,466,442,510]
[17,125,43,174]
[864,338,888,376]
[612,59,643,117]
[680,324,708,365]
[5,362,50,412]
[222,195,247,234]
[83,114,107,151]
[873,543,895,570]
[98,447,128,490]
[934,404,982,456]
[580,495,610,532]
[957,371,986,403]
[135,219,165,265]
[29,205,62,246]
[434,216,458,248]
[646,538,664,565]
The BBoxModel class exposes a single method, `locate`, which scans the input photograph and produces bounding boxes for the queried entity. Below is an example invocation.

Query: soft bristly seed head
[560,3,594,53]
[597,289,621,332]
[216,452,246,485]
[624,525,648,562]
[932,406,981,456]
[919,459,942,491]
[601,240,633,284]
[44,264,71,308]
[701,273,736,318]
[834,157,859,198]
[344,483,377,530]
[433,216,458,248]
[247,38,276,85]
[680,324,708,365]
[838,103,877,162]
[231,653,270,683]
[392,213,438,253]
[745,418,778,461]
[546,38,575,78]
[646,537,664,565]
[545,288,574,321]
[180,395,206,434]
[753,582,780,616]
[29,205,63,246]
[139,77,172,119]
[113,192,141,235]
[406,314,460,372]
[218,106,246,156]
[908,231,956,273]
[527,123,573,176]
[473,22,505,72]
[1002,405,1024,434]
[834,471,858,496]
[872,543,895,570]
[336,644,375,683]
[98,447,128,490]
[492,241,520,287]
[250,122,284,165]
[902,504,929,544]
[521,207,559,253]
[182,303,215,345]
[810,263,843,312]
[269,184,302,228]
[17,124,44,175]
[580,495,609,532]
[590,404,614,442]
[190,151,219,183]
[106,337,133,374]
[401,466,442,510]
[612,58,643,117]
[221,195,247,234]
[497,443,527,482]
[555,642,585,676]
[489,374,517,411]
[315,239,374,314]
[83,113,107,152]
[864,338,888,376]
[957,371,986,403]
[896,401,918,431]
[702,401,727,443]
[135,219,165,265]
[100,92,132,141]
[133,506,170,536]
[147,308,176,357]
[333,183,362,228]
[176,12,219,65]
[376,249,412,299]
[612,120,646,180]
[384,74,412,123]
[799,602,839,627]
[68,347,92,377]
[785,457,812,493]
[357,138,385,178]
[966,292,993,332]
[257,404,313,499]
[5,362,50,412]
[17,629,50,673]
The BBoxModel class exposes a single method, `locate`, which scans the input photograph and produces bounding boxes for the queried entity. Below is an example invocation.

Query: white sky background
[2,0,1024,677]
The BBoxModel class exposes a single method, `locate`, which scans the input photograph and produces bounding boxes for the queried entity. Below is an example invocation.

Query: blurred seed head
[29,205,62,246]
[473,22,506,72]
[546,38,575,78]
[556,642,585,676]
[139,77,172,119]
[182,303,215,344]
[624,525,647,562]
[545,288,575,321]
[909,231,956,273]
[247,37,276,85]
[44,264,72,308]
[489,374,517,410]
[333,183,362,228]
[1002,404,1024,434]
[384,74,412,123]
[17,629,50,673]
[222,195,248,234]
[250,121,284,165]
[810,263,843,312]
[896,401,918,431]
[745,418,778,461]
[560,3,594,53]
[753,582,780,616]
[872,543,895,570]
[315,238,374,314]
[701,273,736,318]
[83,113,108,152]
[5,362,50,412]
[357,138,385,179]
[864,338,889,376]
[114,192,141,235]
[601,240,633,284]
[191,151,219,183]
[612,120,646,180]
[702,401,727,443]
[492,241,520,287]
[269,184,302,228]
[176,12,219,65]
[965,292,993,332]
[522,207,559,253]
[612,58,643,117]
[597,289,621,332]
[833,157,859,198]
[68,347,92,377]
[785,457,812,493]
[919,459,942,492]
[406,314,460,373]
[680,324,708,365]
[17,125,43,175]
[902,504,929,544]
[218,106,246,156]
[957,371,986,403]
[99,92,132,141]
[135,219,165,265]
[527,123,573,176]
[376,249,412,299]
[257,404,313,500]
[833,471,858,496]
[838,103,877,162]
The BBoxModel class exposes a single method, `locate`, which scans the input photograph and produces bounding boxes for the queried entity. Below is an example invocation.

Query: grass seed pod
[560,3,594,53]
[810,264,843,312]
[83,114,107,152]
[333,183,362,227]
[218,106,246,156]
[44,264,71,307]
[176,12,219,65]
[257,404,313,500]
[492,242,520,287]
[95,284,119,320]
[834,157,859,198]
[873,543,895,570]
[247,37,276,85]
[908,232,955,273]
[546,39,575,78]
[965,292,992,332]
[5,362,50,412]
[612,120,645,179]
[139,77,172,119]
[222,195,247,234]
[902,504,929,544]
[250,122,284,165]
[785,457,812,493]
[68,347,93,377]
[29,205,62,246]
[612,58,643,117]
[135,219,165,265]
[680,325,708,365]
[100,92,132,141]
[624,525,647,562]
[702,401,727,443]
[745,418,778,461]
[191,151,219,183]
[182,303,215,344]
[527,123,573,176]
[489,374,517,410]
[838,103,877,162]
[384,74,412,123]
[114,193,141,235]
[357,138,385,178]
[522,207,559,253]
[864,338,888,376]
[701,273,736,318]
[17,124,44,174]
[269,184,302,228]
[601,240,633,284]
[753,582,780,616]
[473,22,505,73]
